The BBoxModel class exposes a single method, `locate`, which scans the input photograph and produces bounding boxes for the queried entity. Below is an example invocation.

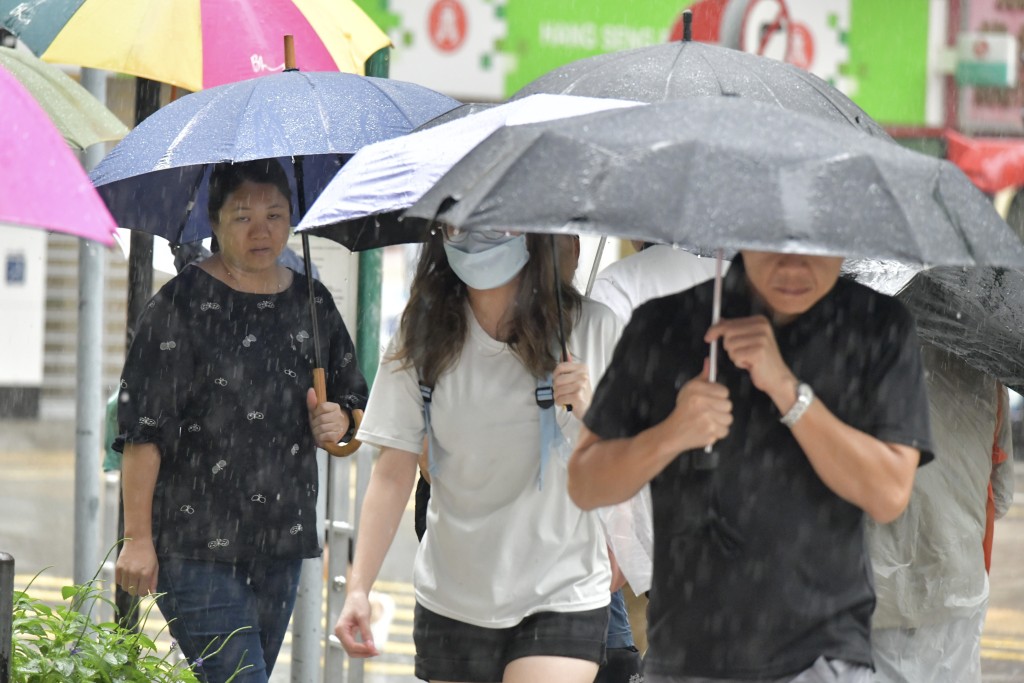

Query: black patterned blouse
[116,265,368,562]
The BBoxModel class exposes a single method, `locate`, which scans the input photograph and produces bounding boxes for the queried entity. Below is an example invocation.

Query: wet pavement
[2,423,1024,681]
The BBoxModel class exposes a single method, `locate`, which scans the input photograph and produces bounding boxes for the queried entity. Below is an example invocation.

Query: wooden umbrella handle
[313,367,363,457]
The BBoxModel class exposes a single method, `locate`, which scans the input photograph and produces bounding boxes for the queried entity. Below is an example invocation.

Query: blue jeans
[156,556,303,683]
[606,589,635,649]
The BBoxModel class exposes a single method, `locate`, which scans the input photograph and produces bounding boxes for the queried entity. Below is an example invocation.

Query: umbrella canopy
[296,94,640,251]
[0,64,116,245]
[900,267,1024,394]
[407,98,1024,269]
[90,70,459,243]
[415,102,499,131]
[0,46,128,150]
[844,259,1024,395]
[0,0,390,91]
[512,40,890,140]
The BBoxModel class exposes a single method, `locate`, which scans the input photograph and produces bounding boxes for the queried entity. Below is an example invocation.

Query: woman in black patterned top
[114,159,367,683]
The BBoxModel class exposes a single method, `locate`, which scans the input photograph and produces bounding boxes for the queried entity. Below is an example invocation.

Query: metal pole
[356,46,390,391]
[317,45,391,683]
[324,455,355,680]
[0,552,12,683]
[290,449,328,683]
[73,68,108,587]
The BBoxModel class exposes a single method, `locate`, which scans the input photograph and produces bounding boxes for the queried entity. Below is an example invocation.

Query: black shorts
[413,603,609,682]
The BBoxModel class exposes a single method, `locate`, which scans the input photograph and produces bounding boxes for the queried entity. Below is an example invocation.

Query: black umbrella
[844,260,1024,395]
[407,98,1024,268]
[515,13,891,295]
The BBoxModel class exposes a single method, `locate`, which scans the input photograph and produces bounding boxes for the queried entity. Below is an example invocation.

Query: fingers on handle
[327,408,363,457]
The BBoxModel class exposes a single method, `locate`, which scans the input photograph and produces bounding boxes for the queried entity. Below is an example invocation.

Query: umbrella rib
[230,81,266,160]
[363,78,420,132]
[306,73,336,152]
[666,46,708,100]
[789,68,866,130]
[930,165,978,264]
[734,58,786,106]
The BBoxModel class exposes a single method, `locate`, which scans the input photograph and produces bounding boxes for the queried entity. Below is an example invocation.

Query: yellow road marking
[982,647,1024,662]
[375,579,415,594]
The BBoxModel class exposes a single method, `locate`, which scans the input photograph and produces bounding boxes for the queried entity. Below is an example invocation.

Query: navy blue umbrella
[90,69,459,243]
[91,66,458,455]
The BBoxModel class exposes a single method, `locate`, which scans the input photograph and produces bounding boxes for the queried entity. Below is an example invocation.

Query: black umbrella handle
[692,447,720,470]
[294,154,325,370]
[550,235,572,412]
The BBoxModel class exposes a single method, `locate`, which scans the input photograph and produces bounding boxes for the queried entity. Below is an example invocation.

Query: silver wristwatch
[780,382,814,428]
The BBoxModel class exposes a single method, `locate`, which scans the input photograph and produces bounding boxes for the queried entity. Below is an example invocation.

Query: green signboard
[355,0,934,127]
[505,0,686,94]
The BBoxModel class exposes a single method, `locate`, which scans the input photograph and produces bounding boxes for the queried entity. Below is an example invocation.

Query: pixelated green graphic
[352,0,402,35]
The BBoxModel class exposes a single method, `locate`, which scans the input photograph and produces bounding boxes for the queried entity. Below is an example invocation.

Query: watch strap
[780,382,814,428]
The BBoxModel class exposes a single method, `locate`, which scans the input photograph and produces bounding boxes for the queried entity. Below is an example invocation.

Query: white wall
[0,225,46,387]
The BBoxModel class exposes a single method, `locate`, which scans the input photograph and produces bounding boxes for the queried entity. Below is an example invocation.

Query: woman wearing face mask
[334,228,623,683]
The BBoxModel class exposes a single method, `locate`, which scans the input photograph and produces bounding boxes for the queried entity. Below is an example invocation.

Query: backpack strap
[418,360,569,488]
[536,372,569,490]
[419,381,437,477]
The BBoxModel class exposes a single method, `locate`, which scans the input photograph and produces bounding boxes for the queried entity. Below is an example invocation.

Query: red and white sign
[786,22,814,70]
[672,0,849,94]
[429,0,468,53]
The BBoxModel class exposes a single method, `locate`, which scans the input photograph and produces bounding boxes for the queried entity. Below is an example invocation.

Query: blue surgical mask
[443,233,530,290]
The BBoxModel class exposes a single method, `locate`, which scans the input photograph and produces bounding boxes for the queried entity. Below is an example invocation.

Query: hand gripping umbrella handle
[694,249,725,471]
[313,367,363,457]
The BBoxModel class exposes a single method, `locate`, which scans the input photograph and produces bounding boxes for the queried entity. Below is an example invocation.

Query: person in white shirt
[334,227,622,683]
[590,242,719,323]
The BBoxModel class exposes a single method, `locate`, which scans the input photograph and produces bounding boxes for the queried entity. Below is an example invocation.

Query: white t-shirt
[357,298,623,628]
[590,245,719,323]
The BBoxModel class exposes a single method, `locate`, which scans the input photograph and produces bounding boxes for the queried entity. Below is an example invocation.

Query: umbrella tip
[682,10,693,42]
[283,34,297,70]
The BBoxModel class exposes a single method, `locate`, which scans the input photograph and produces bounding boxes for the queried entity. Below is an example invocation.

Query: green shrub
[9,561,248,683]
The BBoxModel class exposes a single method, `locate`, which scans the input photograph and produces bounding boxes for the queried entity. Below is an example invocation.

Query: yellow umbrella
[0,0,390,91]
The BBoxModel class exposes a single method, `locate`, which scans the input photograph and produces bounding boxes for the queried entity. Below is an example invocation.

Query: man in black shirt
[571,251,934,682]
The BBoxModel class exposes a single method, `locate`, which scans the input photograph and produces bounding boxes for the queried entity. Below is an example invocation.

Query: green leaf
[54,657,75,676]
[60,585,78,600]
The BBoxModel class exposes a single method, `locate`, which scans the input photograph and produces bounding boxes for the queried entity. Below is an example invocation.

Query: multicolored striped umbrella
[0,0,391,91]
[1,64,116,245]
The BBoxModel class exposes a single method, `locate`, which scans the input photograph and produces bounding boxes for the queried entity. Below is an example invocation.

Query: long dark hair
[391,232,583,387]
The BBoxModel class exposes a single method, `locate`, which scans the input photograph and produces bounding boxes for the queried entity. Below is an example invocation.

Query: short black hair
[207,159,292,226]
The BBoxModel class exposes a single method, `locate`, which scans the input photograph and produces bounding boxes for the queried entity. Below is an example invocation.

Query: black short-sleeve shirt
[584,255,933,679]
[117,266,368,562]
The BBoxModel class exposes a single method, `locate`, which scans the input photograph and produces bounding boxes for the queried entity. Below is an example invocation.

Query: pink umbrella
[0,65,116,245]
